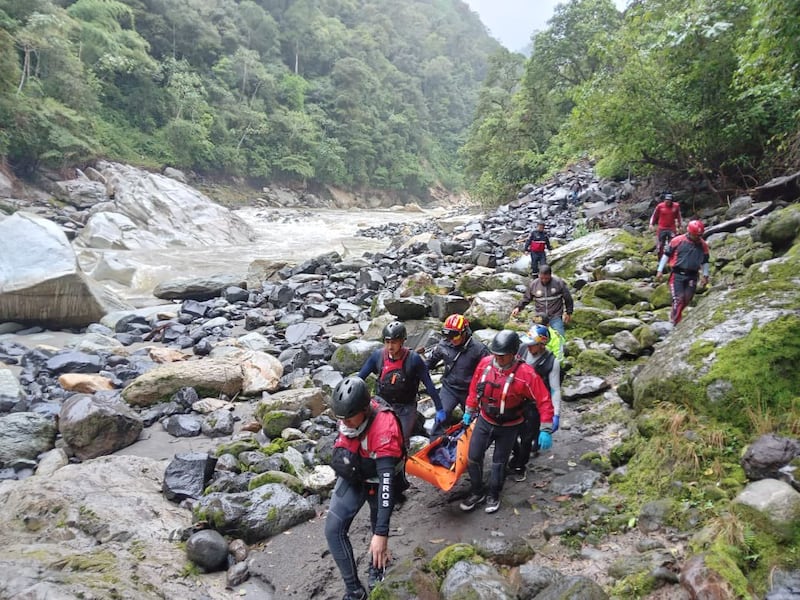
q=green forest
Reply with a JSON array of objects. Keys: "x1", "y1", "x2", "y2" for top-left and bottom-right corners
[
  {"x1": 0, "y1": 0, "x2": 798, "y2": 203},
  {"x1": 0, "y1": 0, "x2": 498, "y2": 196}
]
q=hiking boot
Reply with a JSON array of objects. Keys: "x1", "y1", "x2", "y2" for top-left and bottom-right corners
[
  {"x1": 485, "y1": 496, "x2": 501, "y2": 513},
  {"x1": 513, "y1": 468, "x2": 527, "y2": 482},
  {"x1": 342, "y1": 587, "x2": 367, "y2": 600},
  {"x1": 368, "y1": 564, "x2": 385, "y2": 590},
  {"x1": 459, "y1": 493, "x2": 486, "y2": 512}
]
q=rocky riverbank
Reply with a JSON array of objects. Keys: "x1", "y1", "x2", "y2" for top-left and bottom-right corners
[{"x1": 1, "y1": 164, "x2": 799, "y2": 599}]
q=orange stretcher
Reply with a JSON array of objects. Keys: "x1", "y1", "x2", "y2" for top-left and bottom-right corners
[{"x1": 406, "y1": 423, "x2": 472, "y2": 491}]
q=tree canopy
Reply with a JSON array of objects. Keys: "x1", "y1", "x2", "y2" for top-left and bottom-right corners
[
  {"x1": 0, "y1": 0, "x2": 499, "y2": 193},
  {"x1": 462, "y1": 0, "x2": 800, "y2": 203}
]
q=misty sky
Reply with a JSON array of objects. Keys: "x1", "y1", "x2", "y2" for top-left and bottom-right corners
[{"x1": 463, "y1": 0, "x2": 629, "y2": 52}]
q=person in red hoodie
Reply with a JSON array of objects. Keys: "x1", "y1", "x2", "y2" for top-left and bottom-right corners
[
  {"x1": 656, "y1": 220, "x2": 710, "y2": 325},
  {"x1": 649, "y1": 192, "x2": 682, "y2": 258},
  {"x1": 458, "y1": 330, "x2": 553, "y2": 515}
]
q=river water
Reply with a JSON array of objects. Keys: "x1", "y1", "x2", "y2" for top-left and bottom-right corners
[{"x1": 93, "y1": 205, "x2": 444, "y2": 306}]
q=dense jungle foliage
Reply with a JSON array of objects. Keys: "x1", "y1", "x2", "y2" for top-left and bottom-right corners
[
  {"x1": 462, "y1": 0, "x2": 800, "y2": 202},
  {"x1": 1, "y1": 0, "x2": 798, "y2": 202},
  {"x1": 0, "y1": 0, "x2": 498, "y2": 194}
]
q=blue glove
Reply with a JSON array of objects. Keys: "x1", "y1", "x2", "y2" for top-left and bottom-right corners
[
  {"x1": 552, "y1": 415, "x2": 560, "y2": 432},
  {"x1": 435, "y1": 409, "x2": 447, "y2": 424},
  {"x1": 462, "y1": 412, "x2": 473, "y2": 426},
  {"x1": 538, "y1": 431, "x2": 553, "y2": 450}
]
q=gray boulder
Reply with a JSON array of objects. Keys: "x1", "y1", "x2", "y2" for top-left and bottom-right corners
[
  {"x1": 193, "y1": 484, "x2": 316, "y2": 544},
  {"x1": 0, "y1": 412, "x2": 57, "y2": 467},
  {"x1": 59, "y1": 394, "x2": 143, "y2": 460},
  {"x1": 0, "y1": 212, "x2": 131, "y2": 328}
]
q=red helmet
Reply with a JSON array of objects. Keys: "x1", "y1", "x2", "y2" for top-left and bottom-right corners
[
  {"x1": 687, "y1": 220, "x2": 705, "y2": 236},
  {"x1": 442, "y1": 314, "x2": 469, "y2": 338}
]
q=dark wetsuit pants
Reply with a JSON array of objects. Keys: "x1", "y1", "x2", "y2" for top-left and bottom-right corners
[
  {"x1": 669, "y1": 273, "x2": 698, "y2": 325},
  {"x1": 430, "y1": 385, "x2": 466, "y2": 438},
  {"x1": 656, "y1": 229, "x2": 675, "y2": 258},
  {"x1": 325, "y1": 477, "x2": 378, "y2": 595},
  {"x1": 467, "y1": 415, "x2": 520, "y2": 499},
  {"x1": 509, "y1": 402, "x2": 541, "y2": 471},
  {"x1": 530, "y1": 251, "x2": 547, "y2": 275}
]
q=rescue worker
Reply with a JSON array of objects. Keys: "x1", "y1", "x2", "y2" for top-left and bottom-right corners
[
  {"x1": 423, "y1": 314, "x2": 490, "y2": 437},
  {"x1": 358, "y1": 321, "x2": 441, "y2": 445},
  {"x1": 649, "y1": 191, "x2": 683, "y2": 258},
  {"x1": 523, "y1": 221, "x2": 552, "y2": 276},
  {"x1": 459, "y1": 330, "x2": 553, "y2": 514},
  {"x1": 532, "y1": 312, "x2": 565, "y2": 361},
  {"x1": 511, "y1": 264, "x2": 574, "y2": 337},
  {"x1": 656, "y1": 219, "x2": 710, "y2": 325},
  {"x1": 509, "y1": 324, "x2": 562, "y2": 481},
  {"x1": 325, "y1": 377, "x2": 405, "y2": 599}
]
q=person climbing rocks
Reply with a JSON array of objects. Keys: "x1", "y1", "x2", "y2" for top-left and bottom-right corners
[
  {"x1": 524, "y1": 221, "x2": 552, "y2": 276},
  {"x1": 649, "y1": 191, "x2": 682, "y2": 258},
  {"x1": 656, "y1": 219, "x2": 710, "y2": 325},
  {"x1": 508, "y1": 324, "x2": 562, "y2": 481},
  {"x1": 511, "y1": 264, "x2": 574, "y2": 337}
]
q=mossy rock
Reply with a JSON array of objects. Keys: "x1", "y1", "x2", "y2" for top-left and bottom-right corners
[
  {"x1": 214, "y1": 438, "x2": 260, "y2": 458},
  {"x1": 370, "y1": 557, "x2": 440, "y2": 599},
  {"x1": 741, "y1": 246, "x2": 774, "y2": 267},
  {"x1": 570, "y1": 306, "x2": 617, "y2": 330},
  {"x1": 248, "y1": 471, "x2": 304, "y2": 494},
  {"x1": 698, "y1": 314, "x2": 800, "y2": 430},
  {"x1": 429, "y1": 543, "x2": 479, "y2": 577},
  {"x1": 330, "y1": 340, "x2": 382, "y2": 374},
  {"x1": 609, "y1": 436, "x2": 639, "y2": 467},
  {"x1": 579, "y1": 280, "x2": 634, "y2": 308},
  {"x1": 258, "y1": 409, "x2": 300, "y2": 438},
  {"x1": 752, "y1": 203, "x2": 800, "y2": 250},
  {"x1": 650, "y1": 283, "x2": 672, "y2": 309},
  {"x1": 572, "y1": 349, "x2": 620, "y2": 376},
  {"x1": 632, "y1": 324, "x2": 659, "y2": 349},
  {"x1": 548, "y1": 228, "x2": 643, "y2": 281},
  {"x1": 457, "y1": 266, "x2": 527, "y2": 295}
]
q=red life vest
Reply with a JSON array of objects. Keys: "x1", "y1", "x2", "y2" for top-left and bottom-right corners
[{"x1": 529, "y1": 240, "x2": 546, "y2": 252}]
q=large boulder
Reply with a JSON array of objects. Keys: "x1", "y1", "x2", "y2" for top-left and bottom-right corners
[
  {"x1": 0, "y1": 455, "x2": 231, "y2": 599},
  {"x1": 59, "y1": 394, "x2": 143, "y2": 460},
  {"x1": 74, "y1": 162, "x2": 254, "y2": 251},
  {"x1": 0, "y1": 212, "x2": 132, "y2": 328},
  {"x1": 121, "y1": 359, "x2": 244, "y2": 407}
]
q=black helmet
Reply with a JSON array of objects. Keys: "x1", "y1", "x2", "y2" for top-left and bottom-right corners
[
  {"x1": 489, "y1": 330, "x2": 521, "y2": 355},
  {"x1": 382, "y1": 321, "x2": 407, "y2": 341},
  {"x1": 331, "y1": 376, "x2": 370, "y2": 419}
]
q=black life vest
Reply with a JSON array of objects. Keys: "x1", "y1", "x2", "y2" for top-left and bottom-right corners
[{"x1": 377, "y1": 348, "x2": 417, "y2": 404}]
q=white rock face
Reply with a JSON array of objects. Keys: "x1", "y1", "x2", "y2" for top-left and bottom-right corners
[
  {"x1": 0, "y1": 212, "x2": 131, "y2": 327},
  {"x1": 75, "y1": 162, "x2": 255, "y2": 251}
]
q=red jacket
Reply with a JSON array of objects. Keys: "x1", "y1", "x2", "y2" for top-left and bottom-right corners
[
  {"x1": 333, "y1": 401, "x2": 404, "y2": 460},
  {"x1": 650, "y1": 202, "x2": 682, "y2": 231},
  {"x1": 465, "y1": 355, "x2": 554, "y2": 429}
]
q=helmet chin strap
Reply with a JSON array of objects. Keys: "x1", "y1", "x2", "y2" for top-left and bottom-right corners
[{"x1": 338, "y1": 407, "x2": 374, "y2": 438}]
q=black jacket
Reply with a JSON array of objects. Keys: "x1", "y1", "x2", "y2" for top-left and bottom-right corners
[{"x1": 425, "y1": 336, "x2": 490, "y2": 394}]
